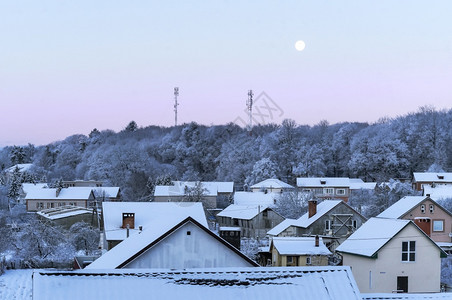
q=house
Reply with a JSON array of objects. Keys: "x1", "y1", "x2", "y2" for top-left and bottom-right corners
[
  {"x1": 92, "y1": 187, "x2": 121, "y2": 202},
  {"x1": 37, "y1": 205, "x2": 96, "y2": 229},
  {"x1": 250, "y1": 178, "x2": 295, "y2": 193},
  {"x1": 101, "y1": 201, "x2": 208, "y2": 250},
  {"x1": 412, "y1": 172, "x2": 452, "y2": 191},
  {"x1": 336, "y1": 218, "x2": 447, "y2": 294},
  {"x1": 18, "y1": 183, "x2": 48, "y2": 204},
  {"x1": 270, "y1": 236, "x2": 331, "y2": 267},
  {"x1": 154, "y1": 181, "x2": 234, "y2": 209},
  {"x1": 377, "y1": 196, "x2": 452, "y2": 243},
  {"x1": 297, "y1": 177, "x2": 375, "y2": 202},
  {"x1": 267, "y1": 200, "x2": 366, "y2": 250},
  {"x1": 233, "y1": 191, "x2": 279, "y2": 206},
  {"x1": 216, "y1": 204, "x2": 285, "y2": 238},
  {"x1": 25, "y1": 187, "x2": 95, "y2": 212},
  {"x1": 88, "y1": 202, "x2": 258, "y2": 269},
  {"x1": 33, "y1": 266, "x2": 362, "y2": 300}
]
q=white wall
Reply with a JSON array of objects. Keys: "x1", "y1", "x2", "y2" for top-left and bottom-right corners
[
  {"x1": 342, "y1": 224, "x2": 442, "y2": 293},
  {"x1": 124, "y1": 222, "x2": 255, "y2": 269}
]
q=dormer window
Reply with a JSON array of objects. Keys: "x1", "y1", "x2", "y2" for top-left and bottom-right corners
[
  {"x1": 320, "y1": 180, "x2": 326, "y2": 185},
  {"x1": 420, "y1": 205, "x2": 425, "y2": 214},
  {"x1": 438, "y1": 175, "x2": 444, "y2": 180}
]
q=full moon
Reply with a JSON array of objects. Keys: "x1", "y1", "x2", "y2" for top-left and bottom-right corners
[{"x1": 295, "y1": 40, "x2": 306, "y2": 51}]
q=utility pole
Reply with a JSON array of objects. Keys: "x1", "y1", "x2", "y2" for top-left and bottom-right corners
[
  {"x1": 174, "y1": 87, "x2": 179, "y2": 126},
  {"x1": 246, "y1": 90, "x2": 253, "y2": 134}
]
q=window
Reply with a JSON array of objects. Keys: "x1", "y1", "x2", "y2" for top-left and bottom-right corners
[
  {"x1": 352, "y1": 220, "x2": 357, "y2": 229},
  {"x1": 325, "y1": 220, "x2": 331, "y2": 231},
  {"x1": 306, "y1": 257, "x2": 311, "y2": 265},
  {"x1": 186, "y1": 231, "x2": 191, "y2": 236},
  {"x1": 429, "y1": 204, "x2": 434, "y2": 213},
  {"x1": 336, "y1": 189, "x2": 345, "y2": 195},
  {"x1": 420, "y1": 205, "x2": 425, "y2": 214},
  {"x1": 402, "y1": 241, "x2": 416, "y2": 262},
  {"x1": 287, "y1": 256, "x2": 293, "y2": 263},
  {"x1": 302, "y1": 189, "x2": 311, "y2": 193},
  {"x1": 433, "y1": 220, "x2": 444, "y2": 232},
  {"x1": 262, "y1": 210, "x2": 268, "y2": 217},
  {"x1": 324, "y1": 188, "x2": 334, "y2": 195}
]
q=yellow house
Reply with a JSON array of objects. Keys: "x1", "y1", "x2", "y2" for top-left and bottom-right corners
[{"x1": 270, "y1": 236, "x2": 331, "y2": 267}]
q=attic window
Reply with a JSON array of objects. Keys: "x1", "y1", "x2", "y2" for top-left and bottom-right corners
[
  {"x1": 186, "y1": 231, "x2": 191, "y2": 236},
  {"x1": 420, "y1": 205, "x2": 425, "y2": 214},
  {"x1": 438, "y1": 175, "x2": 444, "y2": 180},
  {"x1": 429, "y1": 205, "x2": 434, "y2": 213}
]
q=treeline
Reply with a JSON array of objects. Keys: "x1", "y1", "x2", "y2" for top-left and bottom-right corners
[{"x1": 1, "y1": 106, "x2": 451, "y2": 201}]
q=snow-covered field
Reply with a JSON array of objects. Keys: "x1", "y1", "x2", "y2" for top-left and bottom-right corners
[{"x1": 0, "y1": 269, "x2": 34, "y2": 300}]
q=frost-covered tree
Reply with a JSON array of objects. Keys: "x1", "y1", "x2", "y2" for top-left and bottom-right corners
[
  {"x1": 245, "y1": 158, "x2": 278, "y2": 186},
  {"x1": 183, "y1": 181, "x2": 207, "y2": 203},
  {"x1": 272, "y1": 191, "x2": 308, "y2": 219},
  {"x1": 69, "y1": 222, "x2": 100, "y2": 255}
]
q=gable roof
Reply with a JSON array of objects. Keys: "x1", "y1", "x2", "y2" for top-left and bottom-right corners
[
  {"x1": 33, "y1": 266, "x2": 362, "y2": 300},
  {"x1": 87, "y1": 216, "x2": 258, "y2": 269},
  {"x1": 217, "y1": 204, "x2": 271, "y2": 220},
  {"x1": 267, "y1": 200, "x2": 343, "y2": 236},
  {"x1": 250, "y1": 178, "x2": 294, "y2": 189},
  {"x1": 297, "y1": 177, "x2": 351, "y2": 188},
  {"x1": 154, "y1": 181, "x2": 234, "y2": 197},
  {"x1": 92, "y1": 187, "x2": 120, "y2": 198},
  {"x1": 233, "y1": 191, "x2": 279, "y2": 206},
  {"x1": 21, "y1": 183, "x2": 48, "y2": 194},
  {"x1": 376, "y1": 196, "x2": 429, "y2": 219},
  {"x1": 271, "y1": 237, "x2": 332, "y2": 256},
  {"x1": 24, "y1": 187, "x2": 94, "y2": 200},
  {"x1": 413, "y1": 172, "x2": 452, "y2": 183},
  {"x1": 423, "y1": 185, "x2": 452, "y2": 201},
  {"x1": 336, "y1": 218, "x2": 447, "y2": 258},
  {"x1": 103, "y1": 202, "x2": 208, "y2": 241}
]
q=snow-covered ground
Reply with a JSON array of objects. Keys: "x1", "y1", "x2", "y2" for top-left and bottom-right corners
[{"x1": 0, "y1": 269, "x2": 34, "y2": 300}]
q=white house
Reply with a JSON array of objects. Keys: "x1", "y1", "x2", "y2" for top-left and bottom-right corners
[
  {"x1": 250, "y1": 178, "x2": 295, "y2": 193},
  {"x1": 336, "y1": 218, "x2": 447, "y2": 294},
  {"x1": 88, "y1": 203, "x2": 258, "y2": 269},
  {"x1": 25, "y1": 187, "x2": 95, "y2": 212}
]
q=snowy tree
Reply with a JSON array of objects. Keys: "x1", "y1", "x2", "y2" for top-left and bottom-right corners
[
  {"x1": 124, "y1": 120, "x2": 138, "y2": 132},
  {"x1": 182, "y1": 182, "x2": 207, "y2": 203},
  {"x1": 69, "y1": 222, "x2": 100, "y2": 255},
  {"x1": 272, "y1": 191, "x2": 308, "y2": 219},
  {"x1": 245, "y1": 158, "x2": 278, "y2": 186},
  {"x1": 10, "y1": 146, "x2": 26, "y2": 165}
]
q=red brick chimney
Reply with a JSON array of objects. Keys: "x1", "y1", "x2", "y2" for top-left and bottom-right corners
[
  {"x1": 308, "y1": 200, "x2": 317, "y2": 218},
  {"x1": 315, "y1": 235, "x2": 319, "y2": 247},
  {"x1": 122, "y1": 213, "x2": 135, "y2": 229}
]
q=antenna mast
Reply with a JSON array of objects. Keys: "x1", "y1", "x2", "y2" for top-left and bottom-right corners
[
  {"x1": 246, "y1": 89, "x2": 254, "y2": 133},
  {"x1": 174, "y1": 87, "x2": 179, "y2": 126}
]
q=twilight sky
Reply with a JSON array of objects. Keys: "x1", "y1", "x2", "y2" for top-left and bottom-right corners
[{"x1": 1, "y1": 1, "x2": 452, "y2": 146}]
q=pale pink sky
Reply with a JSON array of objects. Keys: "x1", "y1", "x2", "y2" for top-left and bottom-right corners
[{"x1": 1, "y1": 1, "x2": 451, "y2": 146}]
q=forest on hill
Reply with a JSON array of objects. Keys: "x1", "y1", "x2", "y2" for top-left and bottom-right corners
[{"x1": 1, "y1": 105, "x2": 451, "y2": 202}]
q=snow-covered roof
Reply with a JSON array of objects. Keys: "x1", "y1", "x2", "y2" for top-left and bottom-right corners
[
  {"x1": 271, "y1": 237, "x2": 332, "y2": 256},
  {"x1": 24, "y1": 187, "x2": 94, "y2": 200},
  {"x1": 250, "y1": 178, "x2": 294, "y2": 189},
  {"x1": 4, "y1": 163, "x2": 33, "y2": 173},
  {"x1": 297, "y1": 177, "x2": 351, "y2": 188},
  {"x1": 363, "y1": 293, "x2": 452, "y2": 299},
  {"x1": 92, "y1": 187, "x2": 120, "y2": 198},
  {"x1": 377, "y1": 196, "x2": 428, "y2": 219},
  {"x1": 423, "y1": 185, "x2": 452, "y2": 201},
  {"x1": 33, "y1": 266, "x2": 362, "y2": 300},
  {"x1": 413, "y1": 172, "x2": 452, "y2": 183},
  {"x1": 336, "y1": 218, "x2": 411, "y2": 257},
  {"x1": 349, "y1": 181, "x2": 377, "y2": 190},
  {"x1": 154, "y1": 181, "x2": 233, "y2": 197},
  {"x1": 103, "y1": 202, "x2": 207, "y2": 242},
  {"x1": 267, "y1": 218, "x2": 297, "y2": 236},
  {"x1": 219, "y1": 227, "x2": 241, "y2": 231},
  {"x1": 37, "y1": 206, "x2": 92, "y2": 220},
  {"x1": 21, "y1": 183, "x2": 48, "y2": 194},
  {"x1": 267, "y1": 200, "x2": 343, "y2": 236},
  {"x1": 217, "y1": 204, "x2": 270, "y2": 220},
  {"x1": 233, "y1": 191, "x2": 279, "y2": 206}
]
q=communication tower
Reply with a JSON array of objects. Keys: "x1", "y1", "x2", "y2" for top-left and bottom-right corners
[
  {"x1": 174, "y1": 87, "x2": 179, "y2": 126},
  {"x1": 246, "y1": 89, "x2": 254, "y2": 133}
]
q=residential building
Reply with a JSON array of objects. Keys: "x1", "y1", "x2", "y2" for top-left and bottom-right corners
[
  {"x1": 101, "y1": 202, "x2": 208, "y2": 250},
  {"x1": 216, "y1": 204, "x2": 285, "y2": 238},
  {"x1": 270, "y1": 236, "x2": 331, "y2": 267},
  {"x1": 250, "y1": 178, "x2": 295, "y2": 193},
  {"x1": 377, "y1": 196, "x2": 452, "y2": 243},
  {"x1": 337, "y1": 218, "x2": 447, "y2": 293},
  {"x1": 88, "y1": 203, "x2": 258, "y2": 269},
  {"x1": 63, "y1": 180, "x2": 103, "y2": 188},
  {"x1": 412, "y1": 172, "x2": 452, "y2": 191},
  {"x1": 33, "y1": 266, "x2": 362, "y2": 300},
  {"x1": 25, "y1": 187, "x2": 95, "y2": 212},
  {"x1": 267, "y1": 200, "x2": 366, "y2": 250},
  {"x1": 233, "y1": 191, "x2": 279, "y2": 206},
  {"x1": 37, "y1": 206, "x2": 96, "y2": 229},
  {"x1": 423, "y1": 185, "x2": 452, "y2": 202},
  {"x1": 154, "y1": 181, "x2": 234, "y2": 209}
]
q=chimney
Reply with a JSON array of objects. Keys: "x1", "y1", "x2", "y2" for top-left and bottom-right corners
[
  {"x1": 122, "y1": 213, "x2": 135, "y2": 229},
  {"x1": 315, "y1": 235, "x2": 319, "y2": 247},
  {"x1": 308, "y1": 199, "x2": 317, "y2": 218}
]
